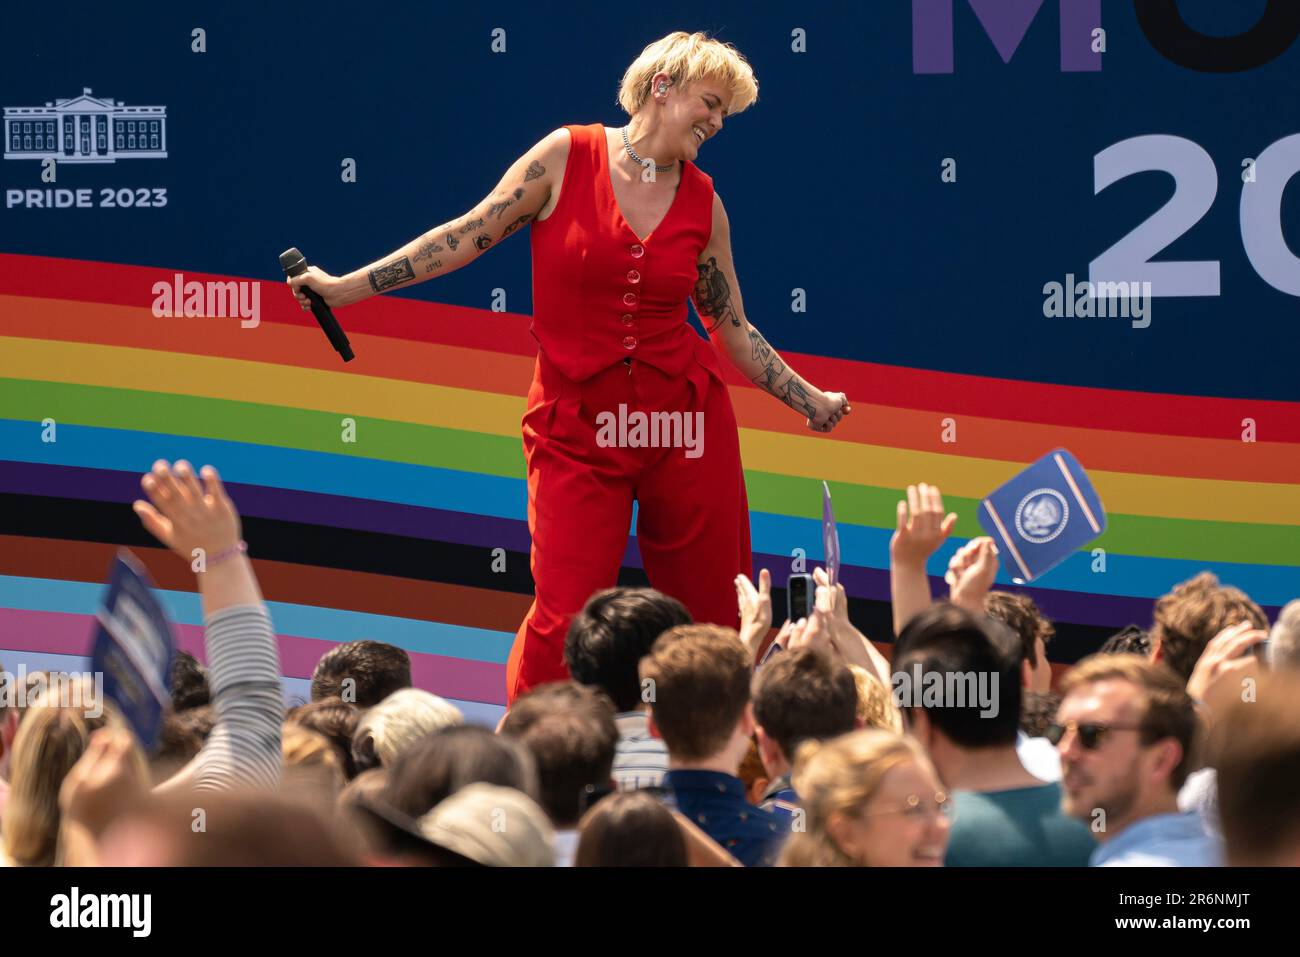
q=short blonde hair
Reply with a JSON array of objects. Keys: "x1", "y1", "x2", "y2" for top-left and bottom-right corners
[
  {"x1": 617, "y1": 31, "x2": 759, "y2": 118},
  {"x1": 849, "y1": 666, "x2": 902, "y2": 733},
  {"x1": 352, "y1": 688, "x2": 463, "y2": 769},
  {"x1": 780, "y1": 730, "x2": 929, "y2": 868}
]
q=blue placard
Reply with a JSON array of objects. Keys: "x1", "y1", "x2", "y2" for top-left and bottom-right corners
[
  {"x1": 822, "y1": 481, "x2": 841, "y2": 587},
  {"x1": 976, "y1": 449, "x2": 1108, "y2": 584},
  {"x1": 89, "y1": 551, "x2": 175, "y2": 749}
]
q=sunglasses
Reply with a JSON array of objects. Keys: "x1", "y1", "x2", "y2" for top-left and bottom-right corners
[{"x1": 1045, "y1": 720, "x2": 1144, "y2": 750}]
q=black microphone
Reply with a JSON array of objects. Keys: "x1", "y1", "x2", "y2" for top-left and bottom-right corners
[{"x1": 279, "y1": 247, "x2": 355, "y2": 362}]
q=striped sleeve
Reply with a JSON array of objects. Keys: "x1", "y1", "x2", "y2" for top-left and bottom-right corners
[{"x1": 190, "y1": 604, "x2": 283, "y2": 792}]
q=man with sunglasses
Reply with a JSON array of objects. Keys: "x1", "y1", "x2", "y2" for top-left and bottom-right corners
[{"x1": 1054, "y1": 654, "x2": 1221, "y2": 867}]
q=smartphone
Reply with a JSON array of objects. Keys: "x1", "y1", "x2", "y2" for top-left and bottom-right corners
[{"x1": 787, "y1": 573, "x2": 814, "y2": 622}]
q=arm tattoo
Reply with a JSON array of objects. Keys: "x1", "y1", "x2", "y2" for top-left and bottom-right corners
[
  {"x1": 423, "y1": 259, "x2": 443, "y2": 273},
  {"x1": 500, "y1": 213, "x2": 533, "y2": 238},
  {"x1": 751, "y1": 356, "x2": 786, "y2": 392},
  {"x1": 525, "y1": 161, "x2": 545, "y2": 181},
  {"x1": 473, "y1": 233, "x2": 493, "y2": 251},
  {"x1": 747, "y1": 327, "x2": 818, "y2": 416},
  {"x1": 487, "y1": 187, "x2": 527, "y2": 220},
  {"x1": 413, "y1": 238, "x2": 444, "y2": 262},
  {"x1": 368, "y1": 256, "x2": 416, "y2": 293},
  {"x1": 444, "y1": 232, "x2": 459, "y2": 251},
  {"x1": 457, "y1": 216, "x2": 486, "y2": 235},
  {"x1": 779, "y1": 377, "x2": 818, "y2": 418},
  {"x1": 694, "y1": 256, "x2": 741, "y2": 333}
]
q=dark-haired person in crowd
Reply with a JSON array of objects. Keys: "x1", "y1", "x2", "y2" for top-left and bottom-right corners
[
  {"x1": 311, "y1": 640, "x2": 412, "y2": 708},
  {"x1": 500, "y1": 682, "x2": 620, "y2": 865},
  {"x1": 383, "y1": 725, "x2": 539, "y2": 821},
  {"x1": 1100, "y1": 624, "x2": 1150, "y2": 657},
  {"x1": 641, "y1": 624, "x2": 784, "y2": 866},
  {"x1": 153, "y1": 705, "x2": 216, "y2": 780},
  {"x1": 1211, "y1": 672, "x2": 1300, "y2": 866},
  {"x1": 1054, "y1": 654, "x2": 1219, "y2": 866},
  {"x1": 564, "y1": 587, "x2": 691, "y2": 790},
  {"x1": 751, "y1": 646, "x2": 859, "y2": 827},
  {"x1": 982, "y1": 586, "x2": 1061, "y2": 783},
  {"x1": 576, "y1": 790, "x2": 688, "y2": 866},
  {"x1": 894, "y1": 603, "x2": 1096, "y2": 866},
  {"x1": 888, "y1": 483, "x2": 1072, "y2": 796},
  {"x1": 169, "y1": 651, "x2": 211, "y2": 712}
]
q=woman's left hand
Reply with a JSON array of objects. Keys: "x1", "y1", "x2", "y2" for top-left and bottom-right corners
[{"x1": 808, "y1": 391, "x2": 851, "y2": 433}]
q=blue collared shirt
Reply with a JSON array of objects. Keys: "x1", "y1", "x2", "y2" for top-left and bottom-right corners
[
  {"x1": 1091, "y1": 811, "x2": 1223, "y2": 867},
  {"x1": 662, "y1": 769, "x2": 785, "y2": 867},
  {"x1": 758, "y1": 774, "x2": 801, "y2": 831}
]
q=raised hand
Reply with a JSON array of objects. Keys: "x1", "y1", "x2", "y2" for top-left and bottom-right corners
[
  {"x1": 1186, "y1": 620, "x2": 1267, "y2": 717},
  {"x1": 59, "y1": 726, "x2": 147, "y2": 840},
  {"x1": 946, "y1": 537, "x2": 1000, "y2": 614},
  {"x1": 735, "y1": 569, "x2": 773, "y2": 662},
  {"x1": 133, "y1": 460, "x2": 242, "y2": 563},
  {"x1": 890, "y1": 483, "x2": 957, "y2": 569}
]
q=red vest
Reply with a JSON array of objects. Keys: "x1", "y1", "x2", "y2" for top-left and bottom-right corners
[{"x1": 529, "y1": 122, "x2": 722, "y2": 383}]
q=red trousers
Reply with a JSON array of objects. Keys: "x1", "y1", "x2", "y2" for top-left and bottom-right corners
[{"x1": 506, "y1": 347, "x2": 753, "y2": 703}]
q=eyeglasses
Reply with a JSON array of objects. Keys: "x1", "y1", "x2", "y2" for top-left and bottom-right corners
[
  {"x1": 1045, "y1": 720, "x2": 1144, "y2": 750},
  {"x1": 862, "y1": 791, "x2": 952, "y2": 820}
]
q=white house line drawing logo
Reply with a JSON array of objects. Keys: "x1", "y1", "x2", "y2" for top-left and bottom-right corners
[
  {"x1": 1014, "y1": 488, "x2": 1069, "y2": 544},
  {"x1": 4, "y1": 88, "x2": 166, "y2": 164}
]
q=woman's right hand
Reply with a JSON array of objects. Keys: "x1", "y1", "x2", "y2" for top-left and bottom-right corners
[{"x1": 287, "y1": 265, "x2": 346, "y2": 311}]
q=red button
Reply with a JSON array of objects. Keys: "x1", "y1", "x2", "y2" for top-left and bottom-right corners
[
  {"x1": 623, "y1": 292, "x2": 637, "y2": 306},
  {"x1": 622, "y1": 336, "x2": 637, "y2": 350},
  {"x1": 621, "y1": 314, "x2": 634, "y2": 326},
  {"x1": 626, "y1": 269, "x2": 641, "y2": 284},
  {"x1": 629, "y1": 243, "x2": 645, "y2": 258}
]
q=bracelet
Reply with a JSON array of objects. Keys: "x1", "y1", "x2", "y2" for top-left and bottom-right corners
[{"x1": 207, "y1": 540, "x2": 248, "y2": 568}]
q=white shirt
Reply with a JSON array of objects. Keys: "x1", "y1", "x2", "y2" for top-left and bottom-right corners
[
  {"x1": 1017, "y1": 731, "x2": 1062, "y2": 782},
  {"x1": 611, "y1": 711, "x2": 669, "y2": 791}
]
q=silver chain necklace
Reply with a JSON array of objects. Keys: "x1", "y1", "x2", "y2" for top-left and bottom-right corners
[{"x1": 621, "y1": 126, "x2": 676, "y2": 173}]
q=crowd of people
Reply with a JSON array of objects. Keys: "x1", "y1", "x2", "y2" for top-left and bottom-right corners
[{"x1": 0, "y1": 464, "x2": 1297, "y2": 867}]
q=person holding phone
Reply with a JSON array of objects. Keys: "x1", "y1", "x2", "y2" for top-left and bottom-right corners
[{"x1": 287, "y1": 32, "x2": 850, "y2": 703}]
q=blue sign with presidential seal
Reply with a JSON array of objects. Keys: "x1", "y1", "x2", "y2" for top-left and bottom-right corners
[
  {"x1": 977, "y1": 449, "x2": 1107, "y2": 584},
  {"x1": 89, "y1": 550, "x2": 176, "y2": 750}
]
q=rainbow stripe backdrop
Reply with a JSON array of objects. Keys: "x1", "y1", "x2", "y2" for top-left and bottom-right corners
[{"x1": 2, "y1": 253, "x2": 1297, "y2": 725}]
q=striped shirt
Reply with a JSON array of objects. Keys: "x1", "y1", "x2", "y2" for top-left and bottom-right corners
[
  {"x1": 611, "y1": 711, "x2": 669, "y2": 791},
  {"x1": 190, "y1": 604, "x2": 283, "y2": 792}
]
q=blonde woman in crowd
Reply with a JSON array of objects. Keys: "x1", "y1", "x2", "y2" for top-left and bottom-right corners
[{"x1": 780, "y1": 730, "x2": 951, "y2": 867}]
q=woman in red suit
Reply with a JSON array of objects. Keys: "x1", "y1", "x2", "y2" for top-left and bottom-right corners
[{"x1": 289, "y1": 32, "x2": 850, "y2": 703}]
